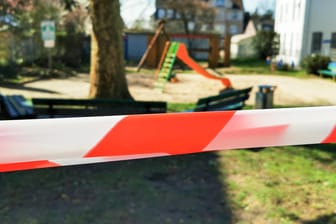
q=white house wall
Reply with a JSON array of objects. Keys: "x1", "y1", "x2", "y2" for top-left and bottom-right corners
[
  {"x1": 305, "y1": 0, "x2": 336, "y2": 60},
  {"x1": 275, "y1": 0, "x2": 336, "y2": 66},
  {"x1": 275, "y1": 0, "x2": 306, "y2": 66}
]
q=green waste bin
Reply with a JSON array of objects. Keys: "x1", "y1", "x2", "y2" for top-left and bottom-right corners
[{"x1": 255, "y1": 85, "x2": 276, "y2": 109}]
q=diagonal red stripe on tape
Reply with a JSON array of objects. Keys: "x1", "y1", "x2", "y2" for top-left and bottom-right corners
[
  {"x1": 85, "y1": 111, "x2": 235, "y2": 157},
  {"x1": 322, "y1": 126, "x2": 336, "y2": 143},
  {"x1": 0, "y1": 160, "x2": 59, "y2": 172}
]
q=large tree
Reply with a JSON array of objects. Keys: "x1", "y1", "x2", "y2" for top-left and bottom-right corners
[
  {"x1": 89, "y1": 0, "x2": 132, "y2": 99},
  {"x1": 1, "y1": 0, "x2": 132, "y2": 99}
]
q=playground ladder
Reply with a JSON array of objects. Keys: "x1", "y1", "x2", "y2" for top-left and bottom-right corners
[{"x1": 154, "y1": 42, "x2": 179, "y2": 91}]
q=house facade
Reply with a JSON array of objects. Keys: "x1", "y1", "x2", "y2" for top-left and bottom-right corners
[
  {"x1": 154, "y1": 0, "x2": 244, "y2": 36},
  {"x1": 231, "y1": 20, "x2": 258, "y2": 59},
  {"x1": 275, "y1": 0, "x2": 336, "y2": 66},
  {"x1": 209, "y1": 0, "x2": 244, "y2": 35}
]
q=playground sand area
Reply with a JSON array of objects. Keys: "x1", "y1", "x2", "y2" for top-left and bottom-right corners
[
  {"x1": 129, "y1": 73, "x2": 336, "y2": 106},
  {"x1": 0, "y1": 72, "x2": 336, "y2": 106}
]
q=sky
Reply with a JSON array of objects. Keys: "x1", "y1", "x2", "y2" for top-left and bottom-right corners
[{"x1": 121, "y1": 0, "x2": 275, "y2": 28}]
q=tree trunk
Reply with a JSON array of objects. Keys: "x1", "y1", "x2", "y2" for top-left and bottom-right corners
[{"x1": 89, "y1": 0, "x2": 132, "y2": 99}]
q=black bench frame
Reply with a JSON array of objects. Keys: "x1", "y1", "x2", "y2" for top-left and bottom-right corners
[
  {"x1": 32, "y1": 98, "x2": 167, "y2": 118},
  {"x1": 193, "y1": 87, "x2": 253, "y2": 111},
  {"x1": 0, "y1": 87, "x2": 251, "y2": 119}
]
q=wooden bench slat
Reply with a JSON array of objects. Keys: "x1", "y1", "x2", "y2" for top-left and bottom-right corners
[
  {"x1": 0, "y1": 95, "x2": 19, "y2": 118},
  {"x1": 0, "y1": 95, "x2": 35, "y2": 119},
  {"x1": 318, "y1": 62, "x2": 336, "y2": 80},
  {"x1": 7, "y1": 96, "x2": 28, "y2": 116},
  {"x1": 13, "y1": 95, "x2": 35, "y2": 115}
]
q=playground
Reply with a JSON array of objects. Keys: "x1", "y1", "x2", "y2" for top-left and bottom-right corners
[
  {"x1": 1, "y1": 69, "x2": 336, "y2": 223},
  {"x1": 0, "y1": 71, "x2": 336, "y2": 106}
]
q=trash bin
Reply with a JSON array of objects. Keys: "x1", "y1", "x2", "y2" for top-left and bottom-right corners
[{"x1": 255, "y1": 85, "x2": 276, "y2": 109}]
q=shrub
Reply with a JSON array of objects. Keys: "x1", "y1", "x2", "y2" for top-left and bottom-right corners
[
  {"x1": 301, "y1": 54, "x2": 331, "y2": 75},
  {"x1": 0, "y1": 62, "x2": 19, "y2": 78},
  {"x1": 57, "y1": 34, "x2": 85, "y2": 68},
  {"x1": 278, "y1": 62, "x2": 290, "y2": 71},
  {"x1": 253, "y1": 31, "x2": 280, "y2": 59}
]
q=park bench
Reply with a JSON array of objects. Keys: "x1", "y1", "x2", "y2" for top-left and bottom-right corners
[
  {"x1": 318, "y1": 62, "x2": 336, "y2": 81},
  {"x1": 31, "y1": 98, "x2": 167, "y2": 118},
  {"x1": 0, "y1": 94, "x2": 35, "y2": 119},
  {"x1": 193, "y1": 87, "x2": 253, "y2": 112},
  {"x1": 0, "y1": 87, "x2": 251, "y2": 119}
]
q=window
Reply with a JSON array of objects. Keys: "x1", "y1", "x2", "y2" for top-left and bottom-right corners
[
  {"x1": 214, "y1": 24, "x2": 226, "y2": 34},
  {"x1": 229, "y1": 25, "x2": 238, "y2": 35},
  {"x1": 156, "y1": 9, "x2": 165, "y2": 19},
  {"x1": 217, "y1": 10, "x2": 225, "y2": 20},
  {"x1": 230, "y1": 11, "x2": 242, "y2": 21},
  {"x1": 188, "y1": 22, "x2": 195, "y2": 31},
  {"x1": 166, "y1": 9, "x2": 174, "y2": 19},
  {"x1": 216, "y1": 0, "x2": 225, "y2": 6},
  {"x1": 331, "y1": 33, "x2": 336, "y2": 49},
  {"x1": 311, "y1": 32, "x2": 322, "y2": 53}
]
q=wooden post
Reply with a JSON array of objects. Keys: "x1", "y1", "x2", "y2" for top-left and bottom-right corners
[
  {"x1": 48, "y1": 48, "x2": 52, "y2": 74},
  {"x1": 209, "y1": 35, "x2": 219, "y2": 68},
  {"x1": 223, "y1": 34, "x2": 231, "y2": 67}
]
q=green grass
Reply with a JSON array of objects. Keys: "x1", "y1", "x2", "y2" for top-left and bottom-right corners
[
  {"x1": 126, "y1": 58, "x2": 309, "y2": 78},
  {"x1": 168, "y1": 102, "x2": 196, "y2": 112},
  {"x1": 2, "y1": 143, "x2": 336, "y2": 223},
  {"x1": 216, "y1": 58, "x2": 308, "y2": 78},
  {"x1": 217, "y1": 144, "x2": 336, "y2": 223}
]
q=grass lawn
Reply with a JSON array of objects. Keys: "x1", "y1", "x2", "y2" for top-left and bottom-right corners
[
  {"x1": 217, "y1": 58, "x2": 308, "y2": 78},
  {"x1": 127, "y1": 58, "x2": 309, "y2": 79},
  {"x1": 1, "y1": 103, "x2": 336, "y2": 223},
  {"x1": 218, "y1": 144, "x2": 336, "y2": 224}
]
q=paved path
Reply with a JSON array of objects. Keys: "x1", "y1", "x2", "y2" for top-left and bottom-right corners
[{"x1": 0, "y1": 73, "x2": 336, "y2": 106}]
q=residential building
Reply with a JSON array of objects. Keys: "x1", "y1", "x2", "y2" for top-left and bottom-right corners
[
  {"x1": 154, "y1": 0, "x2": 244, "y2": 36},
  {"x1": 231, "y1": 20, "x2": 258, "y2": 59},
  {"x1": 275, "y1": 0, "x2": 336, "y2": 66},
  {"x1": 210, "y1": 0, "x2": 244, "y2": 35}
]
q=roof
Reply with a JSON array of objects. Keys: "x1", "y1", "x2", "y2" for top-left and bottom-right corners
[{"x1": 231, "y1": 20, "x2": 256, "y2": 43}]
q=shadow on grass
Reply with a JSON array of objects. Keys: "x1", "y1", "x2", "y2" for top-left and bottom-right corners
[
  {"x1": 292, "y1": 144, "x2": 336, "y2": 166},
  {"x1": 301, "y1": 213, "x2": 336, "y2": 224},
  {"x1": 0, "y1": 152, "x2": 233, "y2": 224},
  {"x1": 0, "y1": 82, "x2": 60, "y2": 94}
]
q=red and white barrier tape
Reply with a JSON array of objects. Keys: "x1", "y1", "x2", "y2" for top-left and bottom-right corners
[{"x1": 1, "y1": 106, "x2": 336, "y2": 172}]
